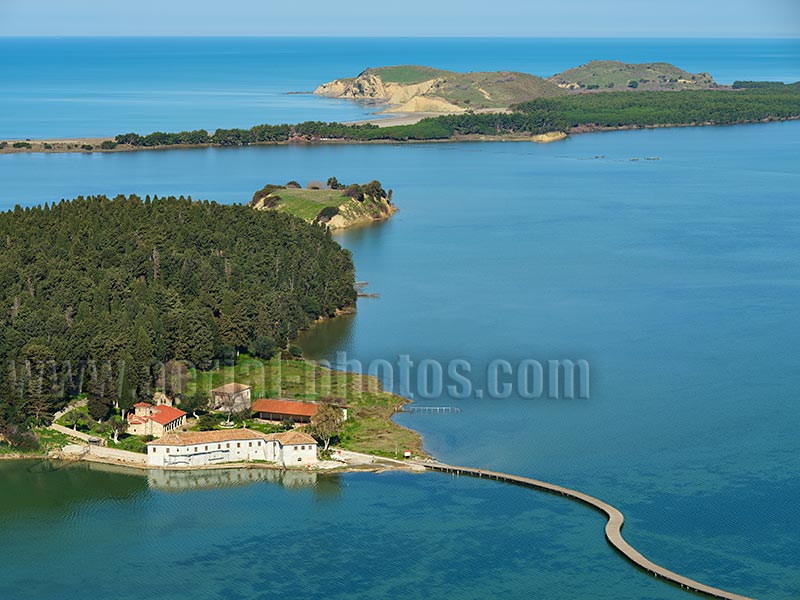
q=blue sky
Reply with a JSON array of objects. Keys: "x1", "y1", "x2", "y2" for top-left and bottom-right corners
[{"x1": 0, "y1": 0, "x2": 798, "y2": 37}]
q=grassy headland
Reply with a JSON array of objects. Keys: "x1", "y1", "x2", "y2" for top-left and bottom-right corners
[
  {"x1": 313, "y1": 61, "x2": 719, "y2": 113},
  {"x1": 248, "y1": 179, "x2": 396, "y2": 229}
]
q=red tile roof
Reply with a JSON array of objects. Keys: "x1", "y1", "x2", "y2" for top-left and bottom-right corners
[
  {"x1": 149, "y1": 405, "x2": 187, "y2": 425},
  {"x1": 251, "y1": 398, "x2": 318, "y2": 418},
  {"x1": 129, "y1": 404, "x2": 186, "y2": 426},
  {"x1": 134, "y1": 402, "x2": 152, "y2": 408}
]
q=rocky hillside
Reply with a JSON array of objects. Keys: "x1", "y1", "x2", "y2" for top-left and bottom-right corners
[
  {"x1": 314, "y1": 65, "x2": 565, "y2": 112},
  {"x1": 248, "y1": 180, "x2": 396, "y2": 230},
  {"x1": 548, "y1": 60, "x2": 719, "y2": 91},
  {"x1": 314, "y1": 62, "x2": 721, "y2": 113}
]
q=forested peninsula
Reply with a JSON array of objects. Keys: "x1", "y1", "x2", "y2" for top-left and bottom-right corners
[
  {"x1": 4, "y1": 83, "x2": 797, "y2": 155},
  {"x1": 0, "y1": 196, "x2": 356, "y2": 428},
  {"x1": 112, "y1": 85, "x2": 800, "y2": 145}
]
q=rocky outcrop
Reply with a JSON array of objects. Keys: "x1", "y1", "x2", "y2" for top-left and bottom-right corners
[
  {"x1": 314, "y1": 69, "x2": 455, "y2": 112},
  {"x1": 323, "y1": 196, "x2": 397, "y2": 230}
]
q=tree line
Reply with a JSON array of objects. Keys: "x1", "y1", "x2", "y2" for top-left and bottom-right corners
[
  {"x1": 113, "y1": 85, "x2": 800, "y2": 148},
  {"x1": 0, "y1": 195, "x2": 356, "y2": 431}
]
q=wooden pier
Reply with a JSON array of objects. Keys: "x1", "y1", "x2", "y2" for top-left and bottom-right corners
[
  {"x1": 399, "y1": 406, "x2": 463, "y2": 414},
  {"x1": 420, "y1": 462, "x2": 753, "y2": 600}
]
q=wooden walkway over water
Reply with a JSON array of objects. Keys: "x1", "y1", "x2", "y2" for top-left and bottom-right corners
[
  {"x1": 420, "y1": 462, "x2": 753, "y2": 600},
  {"x1": 399, "y1": 406, "x2": 463, "y2": 414}
]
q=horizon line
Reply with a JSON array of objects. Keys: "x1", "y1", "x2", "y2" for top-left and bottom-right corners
[{"x1": 1, "y1": 34, "x2": 799, "y2": 40}]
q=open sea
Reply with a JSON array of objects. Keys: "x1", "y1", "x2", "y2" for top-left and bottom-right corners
[{"x1": 0, "y1": 38, "x2": 799, "y2": 600}]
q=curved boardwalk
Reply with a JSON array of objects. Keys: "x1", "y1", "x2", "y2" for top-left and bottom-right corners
[{"x1": 421, "y1": 462, "x2": 753, "y2": 600}]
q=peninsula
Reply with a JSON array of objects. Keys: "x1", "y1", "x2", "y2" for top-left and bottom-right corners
[
  {"x1": 248, "y1": 178, "x2": 396, "y2": 229},
  {"x1": 0, "y1": 195, "x2": 420, "y2": 461},
  {"x1": 1, "y1": 72, "x2": 798, "y2": 154}
]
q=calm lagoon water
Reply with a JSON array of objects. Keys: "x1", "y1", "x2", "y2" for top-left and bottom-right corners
[{"x1": 1, "y1": 38, "x2": 799, "y2": 600}]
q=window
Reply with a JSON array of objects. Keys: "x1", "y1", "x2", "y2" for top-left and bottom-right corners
[
  {"x1": 301, "y1": 446, "x2": 305, "y2": 450},
  {"x1": 297, "y1": 457, "x2": 302, "y2": 462},
  {"x1": 151, "y1": 447, "x2": 156, "y2": 453},
  {"x1": 194, "y1": 447, "x2": 198, "y2": 452},
  {"x1": 237, "y1": 443, "x2": 241, "y2": 448},
  {"x1": 205, "y1": 446, "x2": 208, "y2": 451},
  {"x1": 217, "y1": 444, "x2": 221, "y2": 450},
  {"x1": 226, "y1": 443, "x2": 230, "y2": 449},
  {"x1": 166, "y1": 448, "x2": 170, "y2": 453},
  {"x1": 248, "y1": 442, "x2": 252, "y2": 447}
]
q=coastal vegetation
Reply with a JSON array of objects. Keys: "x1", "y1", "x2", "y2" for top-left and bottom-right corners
[
  {"x1": 0, "y1": 195, "x2": 356, "y2": 433},
  {"x1": 105, "y1": 85, "x2": 800, "y2": 148},
  {"x1": 548, "y1": 60, "x2": 717, "y2": 91}
]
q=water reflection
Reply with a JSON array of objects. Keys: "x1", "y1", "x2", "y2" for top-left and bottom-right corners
[
  {"x1": 146, "y1": 466, "x2": 344, "y2": 499},
  {"x1": 0, "y1": 460, "x2": 147, "y2": 514},
  {"x1": 296, "y1": 312, "x2": 356, "y2": 360}
]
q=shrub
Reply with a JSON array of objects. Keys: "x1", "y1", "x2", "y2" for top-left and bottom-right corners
[
  {"x1": 327, "y1": 177, "x2": 345, "y2": 190},
  {"x1": 306, "y1": 180, "x2": 324, "y2": 190},
  {"x1": 81, "y1": 144, "x2": 94, "y2": 151},
  {"x1": 0, "y1": 141, "x2": 7, "y2": 149},
  {"x1": 2, "y1": 426, "x2": 41, "y2": 451},
  {"x1": 197, "y1": 414, "x2": 219, "y2": 431},
  {"x1": 250, "y1": 183, "x2": 284, "y2": 205},
  {"x1": 100, "y1": 140, "x2": 117, "y2": 150},
  {"x1": 249, "y1": 335, "x2": 278, "y2": 359},
  {"x1": 285, "y1": 180, "x2": 301, "y2": 188},
  {"x1": 627, "y1": 80, "x2": 639, "y2": 89},
  {"x1": 362, "y1": 180, "x2": 386, "y2": 199},
  {"x1": 12, "y1": 141, "x2": 32, "y2": 149},
  {"x1": 289, "y1": 344, "x2": 303, "y2": 358},
  {"x1": 316, "y1": 206, "x2": 340, "y2": 222},
  {"x1": 343, "y1": 184, "x2": 364, "y2": 201}
]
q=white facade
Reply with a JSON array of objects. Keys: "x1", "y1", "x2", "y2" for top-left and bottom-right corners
[{"x1": 147, "y1": 430, "x2": 317, "y2": 468}]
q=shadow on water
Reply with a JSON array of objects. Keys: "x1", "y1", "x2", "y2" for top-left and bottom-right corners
[{"x1": 295, "y1": 312, "x2": 356, "y2": 360}]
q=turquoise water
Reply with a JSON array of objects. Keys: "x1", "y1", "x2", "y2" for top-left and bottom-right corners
[
  {"x1": 2, "y1": 37, "x2": 799, "y2": 138},
  {"x1": 0, "y1": 460, "x2": 690, "y2": 600},
  {"x1": 1, "y1": 38, "x2": 799, "y2": 599}
]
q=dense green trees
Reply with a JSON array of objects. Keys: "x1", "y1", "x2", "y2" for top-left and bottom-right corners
[
  {"x1": 0, "y1": 196, "x2": 356, "y2": 428},
  {"x1": 113, "y1": 85, "x2": 800, "y2": 149}
]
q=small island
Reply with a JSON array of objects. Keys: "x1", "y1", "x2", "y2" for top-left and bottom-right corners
[{"x1": 248, "y1": 177, "x2": 396, "y2": 229}]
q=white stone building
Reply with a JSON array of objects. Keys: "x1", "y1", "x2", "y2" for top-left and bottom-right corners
[{"x1": 146, "y1": 429, "x2": 318, "y2": 468}]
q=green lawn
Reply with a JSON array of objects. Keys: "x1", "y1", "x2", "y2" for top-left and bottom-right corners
[
  {"x1": 372, "y1": 65, "x2": 450, "y2": 84},
  {"x1": 273, "y1": 189, "x2": 347, "y2": 221}
]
